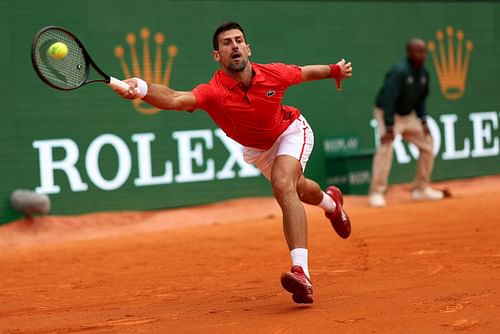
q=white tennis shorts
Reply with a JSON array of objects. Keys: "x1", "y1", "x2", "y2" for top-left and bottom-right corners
[{"x1": 242, "y1": 115, "x2": 314, "y2": 180}]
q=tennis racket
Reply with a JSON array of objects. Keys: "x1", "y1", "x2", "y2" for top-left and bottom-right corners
[{"x1": 31, "y1": 26, "x2": 129, "y2": 92}]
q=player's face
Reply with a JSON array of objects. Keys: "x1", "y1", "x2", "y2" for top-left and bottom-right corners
[{"x1": 213, "y1": 29, "x2": 251, "y2": 72}]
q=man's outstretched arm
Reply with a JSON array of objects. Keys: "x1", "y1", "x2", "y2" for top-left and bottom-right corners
[
  {"x1": 300, "y1": 59, "x2": 353, "y2": 90},
  {"x1": 114, "y1": 79, "x2": 196, "y2": 111}
]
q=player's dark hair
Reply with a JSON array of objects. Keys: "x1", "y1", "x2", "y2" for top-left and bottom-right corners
[{"x1": 212, "y1": 21, "x2": 247, "y2": 51}]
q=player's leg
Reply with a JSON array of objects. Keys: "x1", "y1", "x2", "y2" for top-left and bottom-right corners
[
  {"x1": 271, "y1": 155, "x2": 314, "y2": 304},
  {"x1": 296, "y1": 175, "x2": 323, "y2": 205},
  {"x1": 277, "y1": 115, "x2": 350, "y2": 238},
  {"x1": 271, "y1": 155, "x2": 307, "y2": 250},
  {"x1": 242, "y1": 121, "x2": 312, "y2": 275},
  {"x1": 271, "y1": 115, "x2": 319, "y2": 304},
  {"x1": 369, "y1": 107, "x2": 396, "y2": 207},
  {"x1": 244, "y1": 115, "x2": 350, "y2": 303},
  {"x1": 403, "y1": 114, "x2": 443, "y2": 200},
  {"x1": 296, "y1": 175, "x2": 351, "y2": 239}
]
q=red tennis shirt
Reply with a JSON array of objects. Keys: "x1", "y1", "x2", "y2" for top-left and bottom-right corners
[{"x1": 190, "y1": 62, "x2": 303, "y2": 150}]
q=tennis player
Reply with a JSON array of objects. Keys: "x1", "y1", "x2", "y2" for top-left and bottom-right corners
[{"x1": 114, "y1": 22, "x2": 352, "y2": 304}]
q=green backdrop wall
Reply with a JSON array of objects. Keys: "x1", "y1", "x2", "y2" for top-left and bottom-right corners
[{"x1": 1, "y1": 0, "x2": 499, "y2": 223}]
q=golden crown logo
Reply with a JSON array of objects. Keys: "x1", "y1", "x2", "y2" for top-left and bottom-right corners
[
  {"x1": 427, "y1": 26, "x2": 473, "y2": 100},
  {"x1": 114, "y1": 28, "x2": 178, "y2": 114}
]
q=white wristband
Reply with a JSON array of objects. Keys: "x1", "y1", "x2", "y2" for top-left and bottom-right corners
[{"x1": 133, "y1": 77, "x2": 148, "y2": 99}]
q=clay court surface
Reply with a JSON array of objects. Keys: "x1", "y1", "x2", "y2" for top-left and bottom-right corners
[{"x1": 0, "y1": 176, "x2": 499, "y2": 333}]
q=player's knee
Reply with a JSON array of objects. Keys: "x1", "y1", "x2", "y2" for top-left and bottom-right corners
[
  {"x1": 271, "y1": 177, "x2": 295, "y2": 199},
  {"x1": 419, "y1": 144, "x2": 434, "y2": 155}
]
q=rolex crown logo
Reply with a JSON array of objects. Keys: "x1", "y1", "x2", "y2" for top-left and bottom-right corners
[
  {"x1": 428, "y1": 26, "x2": 473, "y2": 100},
  {"x1": 114, "y1": 28, "x2": 178, "y2": 114}
]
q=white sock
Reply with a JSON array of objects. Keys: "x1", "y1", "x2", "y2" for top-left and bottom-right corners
[
  {"x1": 290, "y1": 248, "x2": 310, "y2": 278},
  {"x1": 319, "y1": 192, "x2": 336, "y2": 213}
]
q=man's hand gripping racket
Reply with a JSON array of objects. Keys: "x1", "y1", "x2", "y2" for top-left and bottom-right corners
[
  {"x1": 330, "y1": 58, "x2": 352, "y2": 91},
  {"x1": 31, "y1": 26, "x2": 131, "y2": 93}
]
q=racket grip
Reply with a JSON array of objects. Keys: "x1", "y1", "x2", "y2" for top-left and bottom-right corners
[{"x1": 108, "y1": 76, "x2": 130, "y2": 93}]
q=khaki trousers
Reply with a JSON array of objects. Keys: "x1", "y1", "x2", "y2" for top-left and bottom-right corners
[{"x1": 369, "y1": 107, "x2": 435, "y2": 194}]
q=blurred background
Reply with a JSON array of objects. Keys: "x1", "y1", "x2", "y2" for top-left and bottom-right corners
[{"x1": 1, "y1": 0, "x2": 499, "y2": 223}]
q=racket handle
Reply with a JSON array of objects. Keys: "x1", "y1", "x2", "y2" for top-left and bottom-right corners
[{"x1": 108, "y1": 76, "x2": 130, "y2": 93}]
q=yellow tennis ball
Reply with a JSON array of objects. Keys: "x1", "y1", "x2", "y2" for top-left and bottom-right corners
[{"x1": 48, "y1": 42, "x2": 68, "y2": 60}]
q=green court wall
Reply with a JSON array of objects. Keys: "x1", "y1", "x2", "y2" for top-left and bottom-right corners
[{"x1": 1, "y1": 0, "x2": 499, "y2": 223}]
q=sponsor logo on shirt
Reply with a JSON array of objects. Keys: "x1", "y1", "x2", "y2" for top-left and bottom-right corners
[{"x1": 266, "y1": 90, "x2": 275, "y2": 97}]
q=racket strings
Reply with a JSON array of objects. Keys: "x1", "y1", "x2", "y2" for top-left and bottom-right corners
[{"x1": 33, "y1": 29, "x2": 88, "y2": 89}]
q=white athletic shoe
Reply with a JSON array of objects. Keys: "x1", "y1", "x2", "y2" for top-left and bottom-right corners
[
  {"x1": 411, "y1": 187, "x2": 445, "y2": 201},
  {"x1": 368, "y1": 192, "x2": 386, "y2": 208}
]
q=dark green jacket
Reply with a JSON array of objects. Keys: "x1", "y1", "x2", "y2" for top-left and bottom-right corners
[{"x1": 375, "y1": 59, "x2": 430, "y2": 127}]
